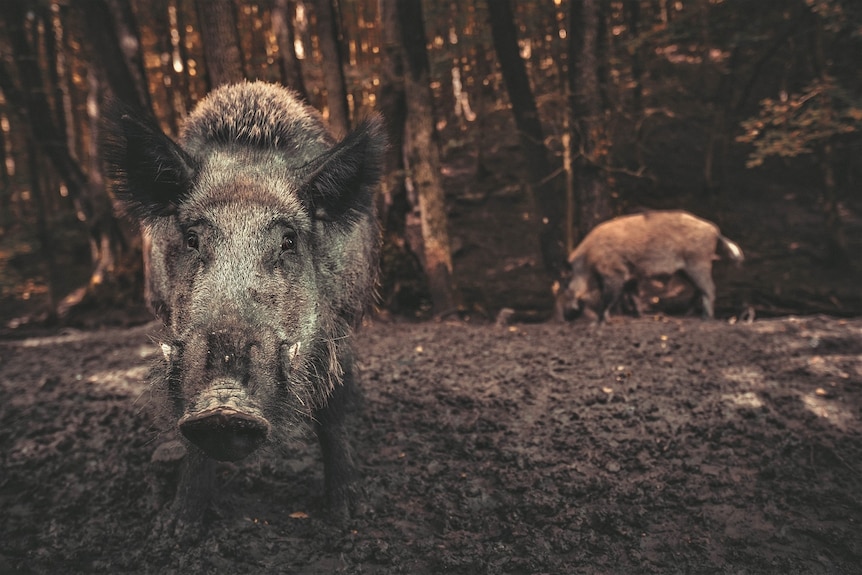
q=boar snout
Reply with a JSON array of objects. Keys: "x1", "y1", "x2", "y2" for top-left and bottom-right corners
[
  {"x1": 561, "y1": 299, "x2": 582, "y2": 321},
  {"x1": 174, "y1": 325, "x2": 289, "y2": 462},
  {"x1": 179, "y1": 398, "x2": 271, "y2": 462},
  {"x1": 555, "y1": 284, "x2": 584, "y2": 321}
]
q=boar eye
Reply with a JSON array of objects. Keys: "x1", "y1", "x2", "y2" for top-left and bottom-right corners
[
  {"x1": 185, "y1": 230, "x2": 199, "y2": 251},
  {"x1": 281, "y1": 230, "x2": 297, "y2": 254}
]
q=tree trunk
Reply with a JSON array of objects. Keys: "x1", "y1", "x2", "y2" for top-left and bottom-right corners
[
  {"x1": 0, "y1": 120, "x2": 10, "y2": 234},
  {"x1": 79, "y1": 0, "x2": 149, "y2": 110},
  {"x1": 312, "y1": 0, "x2": 350, "y2": 135},
  {"x1": 104, "y1": 0, "x2": 152, "y2": 111},
  {"x1": 818, "y1": 143, "x2": 847, "y2": 263},
  {"x1": 195, "y1": 0, "x2": 245, "y2": 88},
  {"x1": 488, "y1": 0, "x2": 565, "y2": 277},
  {"x1": 27, "y1": 139, "x2": 58, "y2": 319},
  {"x1": 624, "y1": 0, "x2": 643, "y2": 114},
  {"x1": 376, "y1": 0, "x2": 407, "y2": 230},
  {"x1": 808, "y1": 11, "x2": 847, "y2": 263},
  {"x1": 397, "y1": 0, "x2": 458, "y2": 314},
  {"x1": 568, "y1": 0, "x2": 610, "y2": 240},
  {"x1": 374, "y1": 0, "x2": 430, "y2": 314},
  {"x1": 272, "y1": 0, "x2": 309, "y2": 99}
]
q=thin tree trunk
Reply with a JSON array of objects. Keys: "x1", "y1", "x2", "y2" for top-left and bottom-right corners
[
  {"x1": 104, "y1": 0, "x2": 152, "y2": 111},
  {"x1": 625, "y1": 0, "x2": 643, "y2": 114},
  {"x1": 28, "y1": 139, "x2": 58, "y2": 318},
  {"x1": 273, "y1": 0, "x2": 309, "y2": 99},
  {"x1": 0, "y1": 120, "x2": 10, "y2": 234},
  {"x1": 488, "y1": 0, "x2": 565, "y2": 277},
  {"x1": 809, "y1": 12, "x2": 847, "y2": 263},
  {"x1": 398, "y1": 0, "x2": 458, "y2": 314},
  {"x1": 376, "y1": 0, "x2": 431, "y2": 314},
  {"x1": 563, "y1": 103, "x2": 575, "y2": 255},
  {"x1": 131, "y1": 0, "x2": 179, "y2": 134},
  {"x1": 196, "y1": 0, "x2": 245, "y2": 88},
  {"x1": 84, "y1": 69, "x2": 119, "y2": 291},
  {"x1": 312, "y1": 0, "x2": 350, "y2": 135},
  {"x1": 80, "y1": 0, "x2": 148, "y2": 109},
  {"x1": 819, "y1": 143, "x2": 847, "y2": 262},
  {"x1": 376, "y1": 0, "x2": 407, "y2": 230},
  {"x1": 569, "y1": 0, "x2": 609, "y2": 239}
]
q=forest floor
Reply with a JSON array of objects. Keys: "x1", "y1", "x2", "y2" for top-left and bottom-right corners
[{"x1": 1, "y1": 314, "x2": 861, "y2": 574}]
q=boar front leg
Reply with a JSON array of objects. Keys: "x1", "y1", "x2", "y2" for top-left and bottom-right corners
[
  {"x1": 598, "y1": 274, "x2": 627, "y2": 322},
  {"x1": 313, "y1": 355, "x2": 360, "y2": 522},
  {"x1": 154, "y1": 446, "x2": 218, "y2": 541}
]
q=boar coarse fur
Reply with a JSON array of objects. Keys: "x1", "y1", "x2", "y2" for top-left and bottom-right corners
[
  {"x1": 557, "y1": 210, "x2": 743, "y2": 322},
  {"x1": 104, "y1": 81, "x2": 385, "y2": 532}
]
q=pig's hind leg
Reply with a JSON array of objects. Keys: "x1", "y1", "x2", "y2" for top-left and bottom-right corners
[{"x1": 683, "y1": 263, "x2": 716, "y2": 318}]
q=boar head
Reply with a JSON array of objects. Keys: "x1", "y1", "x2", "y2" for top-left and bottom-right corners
[{"x1": 105, "y1": 84, "x2": 384, "y2": 462}]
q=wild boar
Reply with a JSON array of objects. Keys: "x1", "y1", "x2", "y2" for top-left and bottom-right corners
[
  {"x1": 556, "y1": 210, "x2": 743, "y2": 322},
  {"x1": 104, "y1": 81, "x2": 385, "y2": 531}
]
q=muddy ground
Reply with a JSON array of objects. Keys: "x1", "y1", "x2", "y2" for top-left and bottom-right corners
[{"x1": 1, "y1": 314, "x2": 861, "y2": 574}]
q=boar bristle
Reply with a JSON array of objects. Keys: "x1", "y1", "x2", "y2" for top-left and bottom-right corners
[{"x1": 179, "y1": 81, "x2": 332, "y2": 157}]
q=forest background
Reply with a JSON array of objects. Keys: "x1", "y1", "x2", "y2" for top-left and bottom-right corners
[{"x1": 1, "y1": 0, "x2": 861, "y2": 331}]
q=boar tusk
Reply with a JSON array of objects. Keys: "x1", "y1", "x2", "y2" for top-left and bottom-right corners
[{"x1": 288, "y1": 341, "x2": 301, "y2": 362}]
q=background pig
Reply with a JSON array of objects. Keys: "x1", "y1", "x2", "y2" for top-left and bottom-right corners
[
  {"x1": 104, "y1": 81, "x2": 385, "y2": 531},
  {"x1": 557, "y1": 210, "x2": 743, "y2": 322}
]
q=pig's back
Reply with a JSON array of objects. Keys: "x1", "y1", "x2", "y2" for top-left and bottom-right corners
[{"x1": 579, "y1": 211, "x2": 719, "y2": 275}]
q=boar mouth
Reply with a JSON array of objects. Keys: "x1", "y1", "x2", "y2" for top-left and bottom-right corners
[
  {"x1": 179, "y1": 406, "x2": 271, "y2": 462},
  {"x1": 562, "y1": 302, "x2": 583, "y2": 321}
]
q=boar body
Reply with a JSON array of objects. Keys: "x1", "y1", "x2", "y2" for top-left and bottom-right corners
[
  {"x1": 105, "y1": 81, "x2": 385, "y2": 530},
  {"x1": 559, "y1": 210, "x2": 743, "y2": 322}
]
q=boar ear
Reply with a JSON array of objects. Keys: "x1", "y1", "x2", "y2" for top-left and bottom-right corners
[
  {"x1": 300, "y1": 115, "x2": 386, "y2": 223},
  {"x1": 102, "y1": 100, "x2": 197, "y2": 221}
]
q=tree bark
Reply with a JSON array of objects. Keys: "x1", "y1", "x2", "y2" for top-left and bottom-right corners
[
  {"x1": 568, "y1": 0, "x2": 609, "y2": 240},
  {"x1": 103, "y1": 0, "x2": 152, "y2": 111},
  {"x1": 809, "y1": 13, "x2": 847, "y2": 263},
  {"x1": 488, "y1": 0, "x2": 566, "y2": 277},
  {"x1": 28, "y1": 138, "x2": 58, "y2": 318},
  {"x1": 819, "y1": 143, "x2": 846, "y2": 261},
  {"x1": 195, "y1": 0, "x2": 245, "y2": 88},
  {"x1": 376, "y1": 0, "x2": 407, "y2": 230},
  {"x1": 397, "y1": 0, "x2": 458, "y2": 314},
  {"x1": 312, "y1": 0, "x2": 350, "y2": 135},
  {"x1": 0, "y1": 118, "x2": 10, "y2": 234},
  {"x1": 624, "y1": 0, "x2": 643, "y2": 114},
  {"x1": 374, "y1": 0, "x2": 431, "y2": 314},
  {"x1": 272, "y1": 0, "x2": 309, "y2": 100}
]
